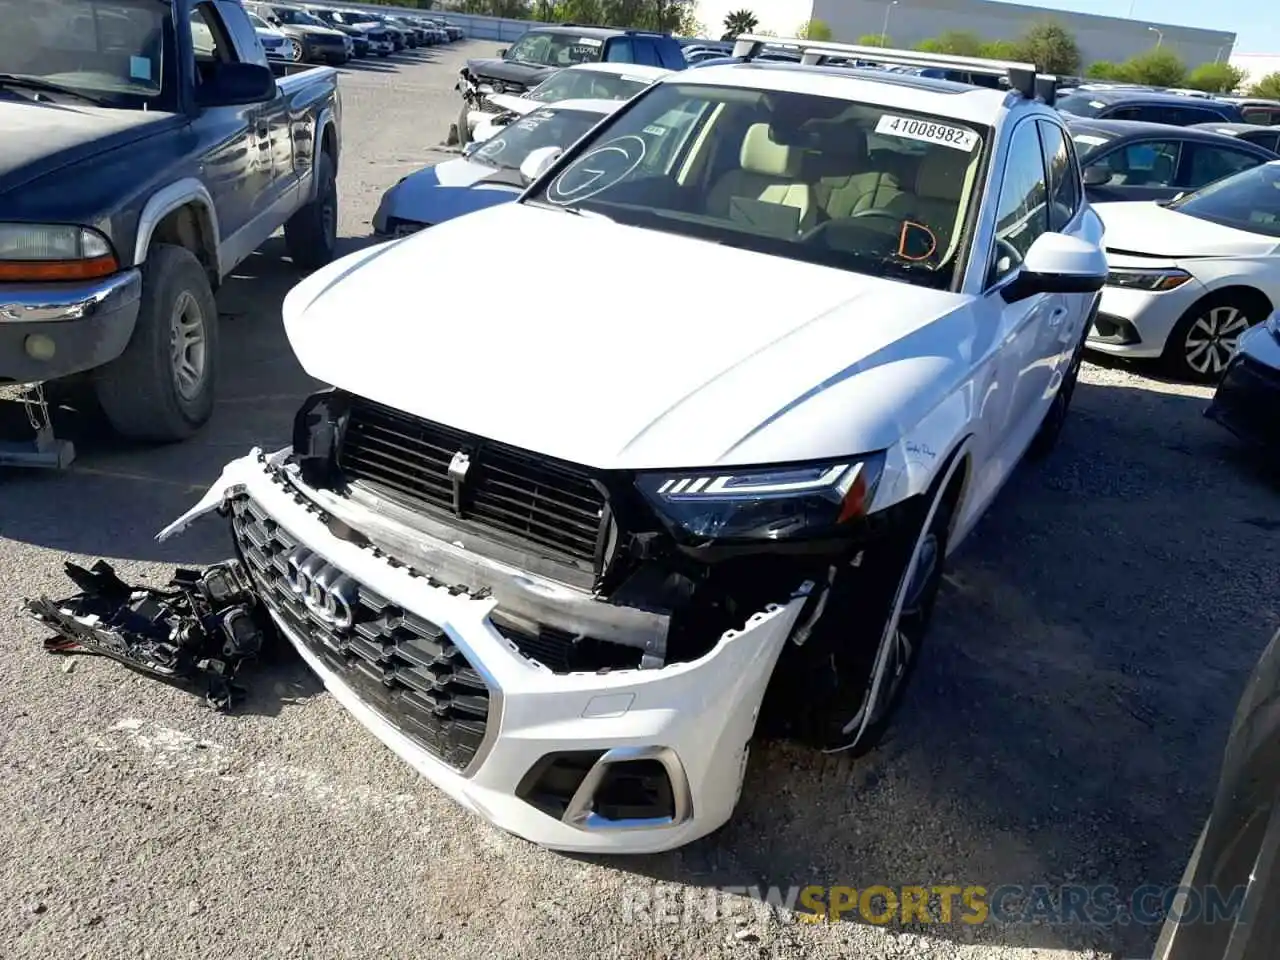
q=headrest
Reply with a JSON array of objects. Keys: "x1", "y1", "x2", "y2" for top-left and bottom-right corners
[
  {"x1": 799, "y1": 123, "x2": 867, "y2": 178},
  {"x1": 740, "y1": 123, "x2": 799, "y2": 177},
  {"x1": 915, "y1": 151, "x2": 966, "y2": 201}
]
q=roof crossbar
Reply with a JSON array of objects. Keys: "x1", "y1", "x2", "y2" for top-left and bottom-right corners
[{"x1": 731, "y1": 34, "x2": 1042, "y2": 100}]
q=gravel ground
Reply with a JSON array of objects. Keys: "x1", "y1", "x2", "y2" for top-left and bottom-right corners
[{"x1": 2, "y1": 41, "x2": 1278, "y2": 960}]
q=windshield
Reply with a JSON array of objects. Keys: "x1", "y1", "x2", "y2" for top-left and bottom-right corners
[
  {"x1": 505, "y1": 31, "x2": 605, "y2": 67},
  {"x1": 525, "y1": 82, "x2": 987, "y2": 289},
  {"x1": 248, "y1": 13, "x2": 271, "y2": 30},
  {"x1": 0, "y1": 0, "x2": 167, "y2": 102},
  {"x1": 1068, "y1": 128, "x2": 1116, "y2": 158},
  {"x1": 1055, "y1": 94, "x2": 1107, "y2": 118},
  {"x1": 1168, "y1": 162, "x2": 1280, "y2": 238},
  {"x1": 528, "y1": 69, "x2": 653, "y2": 104},
  {"x1": 274, "y1": 8, "x2": 325, "y2": 27},
  {"x1": 471, "y1": 107, "x2": 606, "y2": 171}
]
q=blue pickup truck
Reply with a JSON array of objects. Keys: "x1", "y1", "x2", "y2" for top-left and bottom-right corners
[{"x1": 0, "y1": 0, "x2": 342, "y2": 461}]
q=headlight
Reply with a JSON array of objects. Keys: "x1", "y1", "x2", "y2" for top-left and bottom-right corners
[
  {"x1": 0, "y1": 223, "x2": 118, "y2": 281},
  {"x1": 635, "y1": 454, "x2": 886, "y2": 542},
  {"x1": 1105, "y1": 268, "x2": 1192, "y2": 292}
]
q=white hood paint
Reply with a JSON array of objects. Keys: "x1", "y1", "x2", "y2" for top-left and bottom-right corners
[
  {"x1": 1095, "y1": 201, "x2": 1280, "y2": 259},
  {"x1": 284, "y1": 203, "x2": 974, "y2": 470}
]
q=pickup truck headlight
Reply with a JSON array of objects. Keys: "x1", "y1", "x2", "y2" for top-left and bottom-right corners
[
  {"x1": 635, "y1": 454, "x2": 886, "y2": 542},
  {"x1": 0, "y1": 224, "x2": 118, "y2": 281},
  {"x1": 1105, "y1": 268, "x2": 1192, "y2": 292}
]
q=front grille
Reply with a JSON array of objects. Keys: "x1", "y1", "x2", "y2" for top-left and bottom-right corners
[
  {"x1": 338, "y1": 396, "x2": 609, "y2": 567},
  {"x1": 231, "y1": 497, "x2": 493, "y2": 771}
]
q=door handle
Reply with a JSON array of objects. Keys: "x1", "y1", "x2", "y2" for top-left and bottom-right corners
[{"x1": 1047, "y1": 305, "x2": 1068, "y2": 327}]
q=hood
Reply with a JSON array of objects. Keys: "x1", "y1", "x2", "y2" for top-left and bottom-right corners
[
  {"x1": 256, "y1": 27, "x2": 287, "y2": 42},
  {"x1": 1095, "y1": 201, "x2": 1280, "y2": 259},
  {"x1": 281, "y1": 23, "x2": 346, "y2": 39},
  {"x1": 379, "y1": 158, "x2": 522, "y2": 225},
  {"x1": 285, "y1": 204, "x2": 973, "y2": 469},
  {"x1": 0, "y1": 99, "x2": 182, "y2": 196},
  {"x1": 486, "y1": 93, "x2": 538, "y2": 115},
  {"x1": 466, "y1": 57, "x2": 559, "y2": 90}
]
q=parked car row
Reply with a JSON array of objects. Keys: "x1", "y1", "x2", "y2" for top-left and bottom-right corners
[{"x1": 242, "y1": 2, "x2": 464, "y2": 65}]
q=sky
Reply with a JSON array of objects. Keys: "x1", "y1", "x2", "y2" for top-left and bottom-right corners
[{"x1": 1017, "y1": 0, "x2": 1276, "y2": 53}]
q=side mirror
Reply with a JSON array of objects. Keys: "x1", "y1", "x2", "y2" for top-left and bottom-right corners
[
  {"x1": 1001, "y1": 232, "x2": 1108, "y2": 303},
  {"x1": 196, "y1": 61, "x2": 276, "y2": 107},
  {"x1": 497, "y1": 47, "x2": 508, "y2": 58},
  {"x1": 1082, "y1": 164, "x2": 1112, "y2": 187},
  {"x1": 519, "y1": 145, "x2": 562, "y2": 184}
]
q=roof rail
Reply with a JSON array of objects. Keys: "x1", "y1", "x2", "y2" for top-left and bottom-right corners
[{"x1": 731, "y1": 34, "x2": 1042, "y2": 100}]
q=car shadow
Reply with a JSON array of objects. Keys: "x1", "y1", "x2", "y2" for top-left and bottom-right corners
[
  {"x1": 0, "y1": 235, "x2": 377, "y2": 566},
  {"x1": 564, "y1": 375, "x2": 1279, "y2": 957},
  {"x1": 341, "y1": 59, "x2": 400, "y2": 74}
]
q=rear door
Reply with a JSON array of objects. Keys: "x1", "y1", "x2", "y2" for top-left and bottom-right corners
[{"x1": 1178, "y1": 141, "x2": 1270, "y2": 191}]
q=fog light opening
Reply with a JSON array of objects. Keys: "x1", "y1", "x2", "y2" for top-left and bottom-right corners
[{"x1": 592, "y1": 759, "x2": 675, "y2": 823}]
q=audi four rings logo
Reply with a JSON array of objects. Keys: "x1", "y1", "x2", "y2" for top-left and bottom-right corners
[{"x1": 285, "y1": 548, "x2": 359, "y2": 629}]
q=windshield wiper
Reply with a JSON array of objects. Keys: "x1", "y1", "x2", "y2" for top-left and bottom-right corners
[{"x1": 0, "y1": 74, "x2": 109, "y2": 106}]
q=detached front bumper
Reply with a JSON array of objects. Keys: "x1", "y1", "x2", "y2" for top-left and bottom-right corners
[
  {"x1": 0, "y1": 270, "x2": 142, "y2": 384},
  {"x1": 160, "y1": 450, "x2": 809, "y2": 853}
]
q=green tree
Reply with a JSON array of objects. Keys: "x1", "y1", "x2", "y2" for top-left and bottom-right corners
[
  {"x1": 796, "y1": 18, "x2": 834, "y2": 41},
  {"x1": 1121, "y1": 48, "x2": 1186, "y2": 87},
  {"x1": 917, "y1": 30, "x2": 985, "y2": 57},
  {"x1": 1185, "y1": 61, "x2": 1246, "y2": 94},
  {"x1": 980, "y1": 39, "x2": 1026, "y2": 60},
  {"x1": 1018, "y1": 20, "x2": 1081, "y2": 74},
  {"x1": 1250, "y1": 72, "x2": 1280, "y2": 99},
  {"x1": 1085, "y1": 60, "x2": 1126, "y2": 80},
  {"x1": 721, "y1": 8, "x2": 758, "y2": 38},
  {"x1": 857, "y1": 33, "x2": 889, "y2": 47}
]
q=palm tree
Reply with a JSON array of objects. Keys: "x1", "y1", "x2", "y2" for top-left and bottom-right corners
[{"x1": 721, "y1": 9, "x2": 759, "y2": 40}]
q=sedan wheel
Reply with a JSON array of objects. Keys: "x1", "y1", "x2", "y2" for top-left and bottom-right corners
[
  {"x1": 1168, "y1": 299, "x2": 1256, "y2": 382},
  {"x1": 290, "y1": 41, "x2": 304, "y2": 62}
]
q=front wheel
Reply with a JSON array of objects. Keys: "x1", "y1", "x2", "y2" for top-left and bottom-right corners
[
  {"x1": 1164, "y1": 295, "x2": 1260, "y2": 383},
  {"x1": 762, "y1": 486, "x2": 955, "y2": 756},
  {"x1": 92, "y1": 244, "x2": 219, "y2": 442},
  {"x1": 284, "y1": 150, "x2": 338, "y2": 272}
]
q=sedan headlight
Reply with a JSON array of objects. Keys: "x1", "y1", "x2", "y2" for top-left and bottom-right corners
[
  {"x1": 0, "y1": 223, "x2": 118, "y2": 281},
  {"x1": 1105, "y1": 268, "x2": 1192, "y2": 292},
  {"x1": 635, "y1": 454, "x2": 886, "y2": 542}
]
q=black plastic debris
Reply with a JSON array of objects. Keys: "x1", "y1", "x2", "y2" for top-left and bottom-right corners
[{"x1": 24, "y1": 559, "x2": 272, "y2": 711}]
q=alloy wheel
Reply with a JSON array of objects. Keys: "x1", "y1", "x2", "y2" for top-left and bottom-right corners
[
  {"x1": 168, "y1": 290, "x2": 207, "y2": 402},
  {"x1": 1184, "y1": 305, "x2": 1250, "y2": 376}
]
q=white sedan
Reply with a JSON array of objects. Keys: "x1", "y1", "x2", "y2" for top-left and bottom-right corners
[
  {"x1": 468, "y1": 62, "x2": 670, "y2": 143},
  {"x1": 1089, "y1": 161, "x2": 1280, "y2": 381}
]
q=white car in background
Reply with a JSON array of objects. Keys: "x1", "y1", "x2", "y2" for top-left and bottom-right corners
[
  {"x1": 164, "y1": 38, "x2": 1108, "y2": 853},
  {"x1": 1089, "y1": 161, "x2": 1280, "y2": 381},
  {"x1": 468, "y1": 62, "x2": 671, "y2": 143},
  {"x1": 246, "y1": 10, "x2": 300, "y2": 61}
]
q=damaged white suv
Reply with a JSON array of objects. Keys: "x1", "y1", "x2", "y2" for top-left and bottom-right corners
[{"x1": 162, "y1": 39, "x2": 1108, "y2": 853}]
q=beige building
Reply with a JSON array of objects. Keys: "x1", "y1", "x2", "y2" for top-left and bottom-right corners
[{"x1": 694, "y1": 0, "x2": 1236, "y2": 71}]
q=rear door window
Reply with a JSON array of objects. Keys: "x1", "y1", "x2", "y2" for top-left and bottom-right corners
[
  {"x1": 1181, "y1": 144, "x2": 1267, "y2": 189},
  {"x1": 631, "y1": 38, "x2": 661, "y2": 66},
  {"x1": 1241, "y1": 106, "x2": 1280, "y2": 126},
  {"x1": 1088, "y1": 140, "x2": 1182, "y2": 188}
]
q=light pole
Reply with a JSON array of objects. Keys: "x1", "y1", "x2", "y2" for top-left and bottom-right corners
[
  {"x1": 1149, "y1": 26, "x2": 1163, "y2": 48},
  {"x1": 881, "y1": 0, "x2": 898, "y2": 46}
]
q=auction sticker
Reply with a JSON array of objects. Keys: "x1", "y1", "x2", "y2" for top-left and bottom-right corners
[{"x1": 875, "y1": 114, "x2": 977, "y2": 151}]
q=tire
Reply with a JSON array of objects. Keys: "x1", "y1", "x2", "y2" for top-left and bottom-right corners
[
  {"x1": 1027, "y1": 320, "x2": 1088, "y2": 460},
  {"x1": 1163, "y1": 293, "x2": 1261, "y2": 383},
  {"x1": 762, "y1": 479, "x2": 957, "y2": 757},
  {"x1": 92, "y1": 243, "x2": 218, "y2": 442},
  {"x1": 290, "y1": 41, "x2": 304, "y2": 63},
  {"x1": 455, "y1": 100, "x2": 471, "y2": 148},
  {"x1": 284, "y1": 149, "x2": 338, "y2": 272}
]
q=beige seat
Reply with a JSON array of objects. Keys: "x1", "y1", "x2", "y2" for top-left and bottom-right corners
[
  {"x1": 707, "y1": 123, "x2": 815, "y2": 232},
  {"x1": 893, "y1": 150, "x2": 968, "y2": 254},
  {"x1": 806, "y1": 127, "x2": 903, "y2": 219}
]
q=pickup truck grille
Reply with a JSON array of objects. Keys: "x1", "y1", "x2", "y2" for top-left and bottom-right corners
[
  {"x1": 338, "y1": 396, "x2": 608, "y2": 567},
  {"x1": 231, "y1": 497, "x2": 493, "y2": 772}
]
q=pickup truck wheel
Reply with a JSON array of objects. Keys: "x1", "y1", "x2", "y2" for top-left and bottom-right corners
[
  {"x1": 763, "y1": 488, "x2": 954, "y2": 757},
  {"x1": 92, "y1": 243, "x2": 218, "y2": 442},
  {"x1": 1027, "y1": 321, "x2": 1087, "y2": 460},
  {"x1": 284, "y1": 150, "x2": 338, "y2": 272}
]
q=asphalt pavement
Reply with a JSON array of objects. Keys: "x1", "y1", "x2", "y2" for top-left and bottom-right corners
[{"x1": 1, "y1": 41, "x2": 1277, "y2": 960}]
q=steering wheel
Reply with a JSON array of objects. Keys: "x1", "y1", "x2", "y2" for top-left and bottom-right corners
[
  {"x1": 993, "y1": 237, "x2": 1022, "y2": 275},
  {"x1": 802, "y1": 209, "x2": 902, "y2": 243}
]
